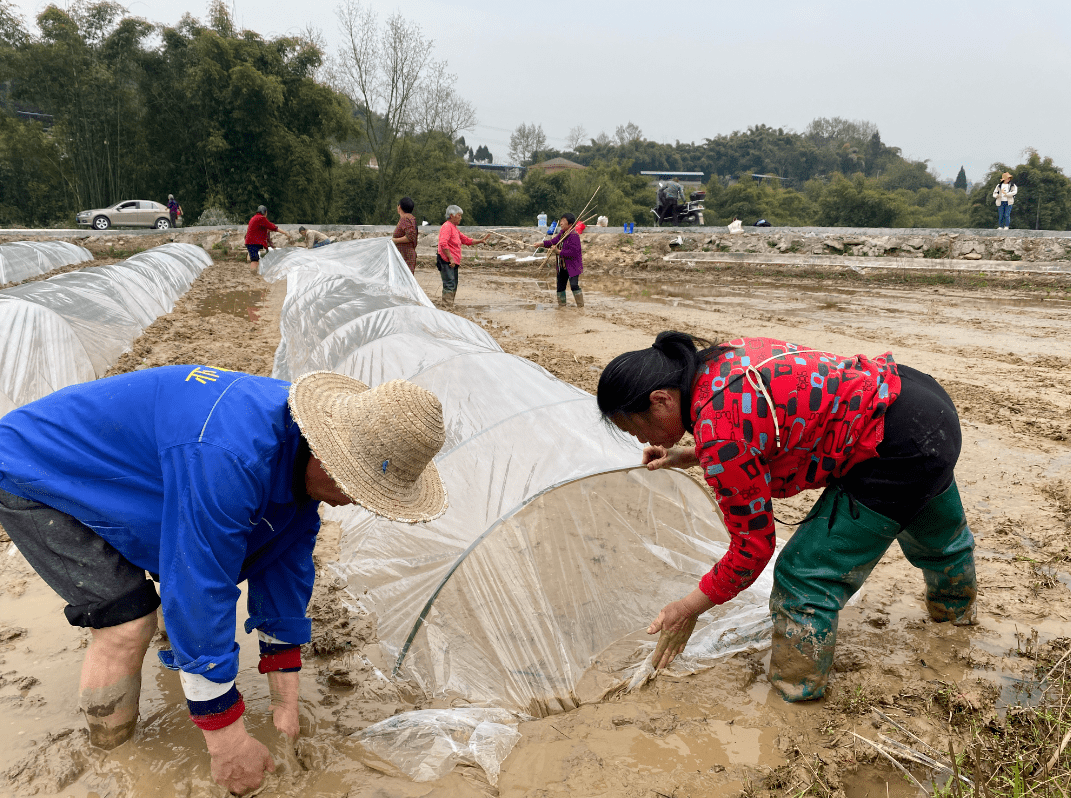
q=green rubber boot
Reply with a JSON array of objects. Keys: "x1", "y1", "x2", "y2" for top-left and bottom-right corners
[
  {"x1": 556, "y1": 291, "x2": 567, "y2": 306},
  {"x1": 897, "y1": 480, "x2": 977, "y2": 626},
  {"x1": 572, "y1": 288, "x2": 585, "y2": 307},
  {"x1": 770, "y1": 487, "x2": 900, "y2": 702}
]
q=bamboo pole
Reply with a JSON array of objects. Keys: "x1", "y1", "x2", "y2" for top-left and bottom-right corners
[
  {"x1": 526, "y1": 186, "x2": 602, "y2": 277},
  {"x1": 485, "y1": 229, "x2": 537, "y2": 248},
  {"x1": 538, "y1": 211, "x2": 599, "y2": 270}
]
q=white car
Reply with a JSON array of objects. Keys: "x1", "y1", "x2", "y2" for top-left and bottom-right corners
[{"x1": 76, "y1": 200, "x2": 173, "y2": 230}]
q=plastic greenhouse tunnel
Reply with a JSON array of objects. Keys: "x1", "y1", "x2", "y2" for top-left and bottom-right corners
[
  {"x1": 0, "y1": 241, "x2": 93, "y2": 286},
  {"x1": 0, "y1": 243, "x2": 211, "y2": 413},
  {"x1": 263, "y1": 238, "x2": 778, "y2": 720}
]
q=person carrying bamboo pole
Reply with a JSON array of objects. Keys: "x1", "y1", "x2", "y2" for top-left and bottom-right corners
[
  {"x1": 540, "y1": 212, "x2": 585, "y2": 307},
  {"x1": 0, "y1": 368, "x2": 448, "y2": 795}
]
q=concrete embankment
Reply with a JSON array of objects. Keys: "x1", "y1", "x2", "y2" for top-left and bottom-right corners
[{"x1": 2, "y1": 225, "x2": 1070, "y2": 275}]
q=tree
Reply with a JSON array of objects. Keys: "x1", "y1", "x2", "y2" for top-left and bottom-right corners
[
  {"x1": 816, "y1": 173, "x2": 907, "y2": 227},
  {"x1": 614, "y1": 121, "x2": 642, "y2": 146},
  {"x1": 565, "y1": 124, "x2": 586, "y2": 151},
  {"x1": 804, "y1": 117, "x2": 878, "y2": 148},
  {"x1": 954, "y1": 166, "x2": 968, "y2": 190},
  {"x1": 593, "y1": 131, "x2": 611, "y2": 146},
  {"x1": 473, "y1": 144, "x2": 492, "y2": 163},
  {"x1": 508, "y1": 122, "x2": 546, "y2": 165},
  {"x1": 14, "y1": 1, "x2": 155, "y2": 209},
  {"x1": 454, "y1": 135, "x2": 473, "y2": 161},
  {"x1": 143, "y1": 3, "x2": 352, "y2": 223},
  {"x1": 332, "y1": 0, "x2": 476, "y2": 220},
  {"x1": 0, "y1": 114, "x2": 71, "y2": 225}
]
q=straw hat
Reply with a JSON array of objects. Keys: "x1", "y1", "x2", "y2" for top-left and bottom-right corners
[
  {"x1": 288, "y1": 372, "x2": 448, "y2": 523},
  {"x1": 1001, "y1": 172, "x2": 1013, "y2": 180}
]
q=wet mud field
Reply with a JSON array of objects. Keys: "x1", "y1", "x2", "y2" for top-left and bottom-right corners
[{"x1": 1, "y1": 244, "x2": 1069, "y2": 797}]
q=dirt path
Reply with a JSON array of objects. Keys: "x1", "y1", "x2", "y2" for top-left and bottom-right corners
[{"x1": 1, "y1": 250, "x2": 1069, "y2": 797}]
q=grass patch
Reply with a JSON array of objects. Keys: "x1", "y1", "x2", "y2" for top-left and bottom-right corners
[{"x1": 935, "y1": 638, "x2": 1071, "y2": 797}]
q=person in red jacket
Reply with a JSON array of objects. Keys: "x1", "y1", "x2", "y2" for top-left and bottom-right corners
[
  {"x1": 245, "y1": 205, "x2": 279, "y2": 272},
  {"x1": 597, "y1": 332, "x2": 976, "y2": 702}
]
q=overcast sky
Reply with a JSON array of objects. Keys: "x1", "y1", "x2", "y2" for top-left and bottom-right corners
[{"x1": 9, "y1": 0, "x2": 1070, "y2": 183}]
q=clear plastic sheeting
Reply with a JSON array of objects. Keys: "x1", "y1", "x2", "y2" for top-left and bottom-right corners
[
  {"x1": 259, "y1": 237, "x2": 429, "y2": 307},
  {"x1": 0, "y1": 243, "x2": 210, "y2": 413},
  {"x1": 387, "y1": 468, "x2": 775, "y2": 717},
  {"x1": 0, "y1": 297, "x2": 94, "y2": 416},
  {"x1": 356, "y1": 708, "x2": 525, "y2": 785},
  {"x1": 268, "y1": 238, "x2": 774, "y2": 717},
  {"x1": 0, "y1": 241, "x2": 93, "y2": 286}
]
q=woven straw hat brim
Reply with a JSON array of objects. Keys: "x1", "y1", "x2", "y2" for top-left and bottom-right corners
[{"x1": 288, "y1": 372, "x2": 448, "y2": 523}]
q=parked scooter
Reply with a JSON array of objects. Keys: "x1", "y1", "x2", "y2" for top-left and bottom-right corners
[{"x1": 651, "y1": 185, "x2": 706, "y2": 226}]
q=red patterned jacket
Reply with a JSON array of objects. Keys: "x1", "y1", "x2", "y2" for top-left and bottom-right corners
[{"x1": 690, "y1": 337, "x2": 901, "y2": 604}]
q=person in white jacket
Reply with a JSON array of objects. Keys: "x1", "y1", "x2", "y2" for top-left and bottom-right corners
[{"x1": 993, "y1": 172, "x2": 1017, "y2": 230}]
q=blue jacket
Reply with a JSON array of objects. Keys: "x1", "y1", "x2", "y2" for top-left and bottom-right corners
[{"x1": 0, "y1": 366, "x2": 321, "y2": 684}]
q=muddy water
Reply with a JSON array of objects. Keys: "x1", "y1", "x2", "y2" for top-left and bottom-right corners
[{"x1": 195, "y1": 289, "x2": 266, "y2": 319}]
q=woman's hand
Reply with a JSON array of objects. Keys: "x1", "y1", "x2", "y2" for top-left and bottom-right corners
[
  {"x1": 642, "y1": 445, "x2": 699, "y2": 470},
  {"x1": 647, "y1": 589, "x2": 716, "y2": 670}
]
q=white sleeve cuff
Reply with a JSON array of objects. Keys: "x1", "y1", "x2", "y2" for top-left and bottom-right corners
[
  {"x1": 179, "y1": 671, "x2": 235, "y2": 702},
  {"x1": 257, "y1": 631, "x2": 288, "y2": 645}
]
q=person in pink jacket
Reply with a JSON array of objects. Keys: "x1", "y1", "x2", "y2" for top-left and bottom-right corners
[{"x1": 436, "y1": 205, "x2": 488, "y2": 307}]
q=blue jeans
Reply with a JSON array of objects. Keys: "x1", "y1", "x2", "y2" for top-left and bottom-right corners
[
  {"x1": 997, "y1": 202, "x2": 1012, "y2": 228},
  {"x1": 313, "y1": 239, "x2": 331, "y2": 248}
]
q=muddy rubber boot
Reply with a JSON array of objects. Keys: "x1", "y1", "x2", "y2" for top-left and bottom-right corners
[
  {"x1": 897, "y1": 480, "x2": 978, "y2": 626},
  {"x1": 572, "y1": 289, "x2": 585, "y2": 307},
  {"x1": 769, "y1": 487, "x2": 900, "y2": 701},
  {"x1": 556, "y1": 291, "x2": 567, "y2": 306},
  {"x1": 442, "y1": 290, "x2": 456, "y2": 307}
]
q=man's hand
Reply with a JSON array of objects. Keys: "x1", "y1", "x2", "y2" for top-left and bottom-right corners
[
  {"x1": 203, "y1": 719, "x2": 275, "y2": 795},
  {"x1": 266, "y1": 670, "x2": 300, "y2": 739},
  {"x1": 647, "y1": 588, "x2": 716, "y2": 670},
  {"x1": 642, "y1": 445, "x2": 699, "y2": 470}
]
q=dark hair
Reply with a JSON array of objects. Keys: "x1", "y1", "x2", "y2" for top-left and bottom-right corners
[
  {"x1": 597, "y1": 331, "x2": 728, "y2": 432},
  {"x1": 399, "y1": 196, "x2": 415, "y2": 213},
  {"x1": 561, "y1": 212, "x2": 576, "y2": 225}
]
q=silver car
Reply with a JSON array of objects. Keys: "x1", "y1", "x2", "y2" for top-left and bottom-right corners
[{"x1": 76, "y1": 200, "x2": 173, "y2": 230}]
